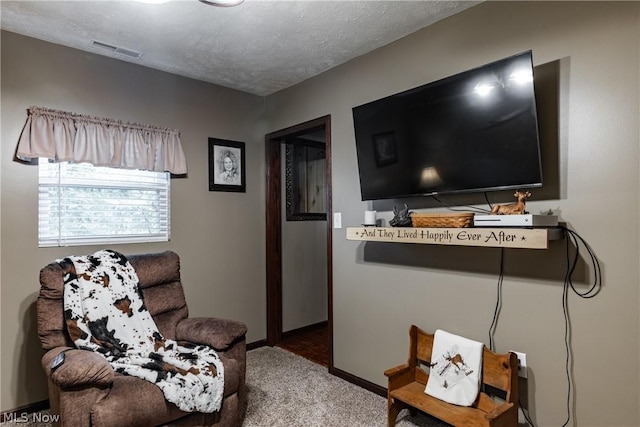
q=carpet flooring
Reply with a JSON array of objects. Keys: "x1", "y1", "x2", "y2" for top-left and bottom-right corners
[
  {"x1": 2, "y1": 346, "x2": 449, "y2": 427},
  {"x1": 244, "y1": 346, "x2": 448, "y2": 427}
]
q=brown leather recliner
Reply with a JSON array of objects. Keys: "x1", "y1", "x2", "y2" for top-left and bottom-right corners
[{"x1": 37, "y1": 250, "x2": 247, "y2": 427}]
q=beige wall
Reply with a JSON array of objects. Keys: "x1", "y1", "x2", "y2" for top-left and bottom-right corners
[
  {"x1": 0, "y1": 31, "x2": 267, "y2": 410},
  {"x1": 2, "y1": 2, "x2": 640, "y2": 425},
  {"x1": 266, "y1": 2, "x2": 639, "y2": 426},
  {"x1": 281, "y1": 218, "x2": 328, "y2": 332},
  {"x1": 281, "y1": 146, "x2": 328, "y2": 332}
]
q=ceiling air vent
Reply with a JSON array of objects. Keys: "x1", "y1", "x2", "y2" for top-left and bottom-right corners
[{"x1": 92, "y1": 40, "x2": 142, "y2": 59}]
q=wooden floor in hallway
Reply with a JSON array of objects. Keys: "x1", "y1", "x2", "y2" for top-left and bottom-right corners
[{"x1": 277, "y1": 323, "x2": 329, "y2": 367}]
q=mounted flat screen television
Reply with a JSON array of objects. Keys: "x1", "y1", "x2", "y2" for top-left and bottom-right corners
[{"x1": 352, "y1": 51, "x2": 543, "y2": 201}]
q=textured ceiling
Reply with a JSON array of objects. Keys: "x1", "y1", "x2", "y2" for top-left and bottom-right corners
[{"x1": 1, "y1": 0, "x2": 480, "y2": 96}]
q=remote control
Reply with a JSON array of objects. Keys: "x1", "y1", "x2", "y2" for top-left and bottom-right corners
[{"x1": 51, "y1": 351, "x2": 65, "y2": 370}]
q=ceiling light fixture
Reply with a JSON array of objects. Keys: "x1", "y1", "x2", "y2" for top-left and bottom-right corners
[{"x1": 198, "y1": 0, "x2": 244, "y2": 6}]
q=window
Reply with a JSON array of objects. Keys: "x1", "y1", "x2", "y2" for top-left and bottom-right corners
[{"x1": 39, "y1": 160, "x2": 170, "y2": 247}]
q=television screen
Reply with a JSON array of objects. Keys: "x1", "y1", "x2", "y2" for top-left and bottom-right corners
[{"x1": 352, "y1": 51, "x2": 543, "y2": 201}]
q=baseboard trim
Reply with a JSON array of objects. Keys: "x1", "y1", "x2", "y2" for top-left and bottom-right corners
[
  {"x1": 247, "y1": 339, "x2": 268, "y2": 351},
  {"x1": 329, "y1": 366, "x2": 387, "y2": 398},
  {"x1": 1, "y1": 399, "x2": 49, "y2": 421},
  {"x1": 247, "y1": 319, "x2": 328, "y2": 350},
  {"x1": 282, "y1": 320, "x2": 328, "y2": 340}
]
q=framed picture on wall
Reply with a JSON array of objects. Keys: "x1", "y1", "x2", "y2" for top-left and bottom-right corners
[{"x1": 208, "y1": 138, "x2": 246, "y2": 192}]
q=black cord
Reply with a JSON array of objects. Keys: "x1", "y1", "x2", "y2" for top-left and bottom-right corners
[
  {"x1": 488, "y1": 246, "x2": 538, "y2": 425},
  {"x1": 560, "y1": 225, "x2": 574, "y2": 427},
  {"x1": 483, "y1": 219, "x2": 601, "y2": 426},
  {"x1": 557, "y1": 225, "x2": 601, "y2": 427},
  {"x1": 520, "y1": 398, "x2": 537, "y2": 426},
  {"x1": 430, "y1": 195, "x2": 493, "y2": 214},
  {"x1": 488, "y1": 247, "x2": 505, "y2": 352},
  {"x1": 559, "y1": 226, "x2": 601, "y2": 299},
  {"x1": 518, "y1": 225, "x2": 601, "y2": 427},
  {"x1": 484, "y1": 192, "x2": 494, "y2": 210},
  {"x1": 561, "y1": 254, "x2": 572, "y2": 427}
]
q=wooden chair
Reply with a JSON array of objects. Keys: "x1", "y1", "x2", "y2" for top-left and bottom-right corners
[{"x1": 384, "y1": 325, "x2": 519, "y2": 427}]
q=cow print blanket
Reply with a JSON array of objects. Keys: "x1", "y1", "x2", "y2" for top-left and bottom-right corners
[{"x1": 62, "y1": 249, "x2": 224, "y2": 413}]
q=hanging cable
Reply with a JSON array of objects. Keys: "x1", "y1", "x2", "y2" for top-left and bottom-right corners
[
  {"x1": 480, "y1": 213, "x2": 601, "y2": 426},
  {"x1": 484, "y1": 192, "x2": 494, "y2": 210},
  {"x1": 558, "y1": 225, "x2": 601, "y2": 427},
  {"x1": 430, "y1": 195, "x2": 492, "y2": 213},
  {"x1": 517, "y1": 225, "x2": 601, "y2": 427},
  {"x1": 559, "y1": 225, "x2": 602, "y2": 298},
  {"x1": 520, "y1": 398, "x2": 537, "y2": 426},
  {"x1": 488, "y1": 247, "x2": 505, "y2": 352}
]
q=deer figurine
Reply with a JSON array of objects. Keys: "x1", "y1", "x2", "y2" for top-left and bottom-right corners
[{"x1": 490, "y1": 190, "x2": 531, "y2": 215}]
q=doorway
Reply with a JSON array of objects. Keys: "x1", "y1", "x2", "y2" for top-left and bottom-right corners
[{"x1": 264, "y1": 115, "x2": 332, "y2": 369}]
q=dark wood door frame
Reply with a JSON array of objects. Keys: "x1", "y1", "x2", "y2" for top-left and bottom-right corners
[{"x1": 265, "y1": 115, "x2": 333, "y2": 369}]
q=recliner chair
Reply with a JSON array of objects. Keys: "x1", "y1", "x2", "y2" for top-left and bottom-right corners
[{"x1": 37, "y1": 250, "x2": 247, "y2": 427}]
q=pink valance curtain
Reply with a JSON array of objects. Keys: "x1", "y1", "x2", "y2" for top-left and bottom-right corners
[{"x1": 16, "y1": 106, "x2": 187, "y2": 174}]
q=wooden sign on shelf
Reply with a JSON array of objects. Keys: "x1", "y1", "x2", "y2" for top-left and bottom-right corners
[{"x1": 346, "y1": 226, "x2": 550, "y2": 249}]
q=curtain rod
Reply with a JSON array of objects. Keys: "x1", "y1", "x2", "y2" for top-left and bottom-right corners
[{"x1": 28, "y1": 106, "x2": 181, "y2": 135}]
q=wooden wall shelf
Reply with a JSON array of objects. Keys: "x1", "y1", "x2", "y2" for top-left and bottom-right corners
[{"x1": 346, "y1": 226, "x2": 562, "y2": 249}]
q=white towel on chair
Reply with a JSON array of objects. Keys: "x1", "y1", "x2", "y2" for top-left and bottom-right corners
[{"x1": 424, "y1": 329, "x2": 483, "y2": 406}]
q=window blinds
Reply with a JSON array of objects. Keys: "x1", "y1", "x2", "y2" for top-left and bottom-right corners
[{"x1": 39, "y1": 160, "x2": 170, "y2": 247}]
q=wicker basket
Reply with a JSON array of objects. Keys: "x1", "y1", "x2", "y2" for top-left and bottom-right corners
[{"x1": 411, "y1": 212, "x2": 474, "y2": 228}]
